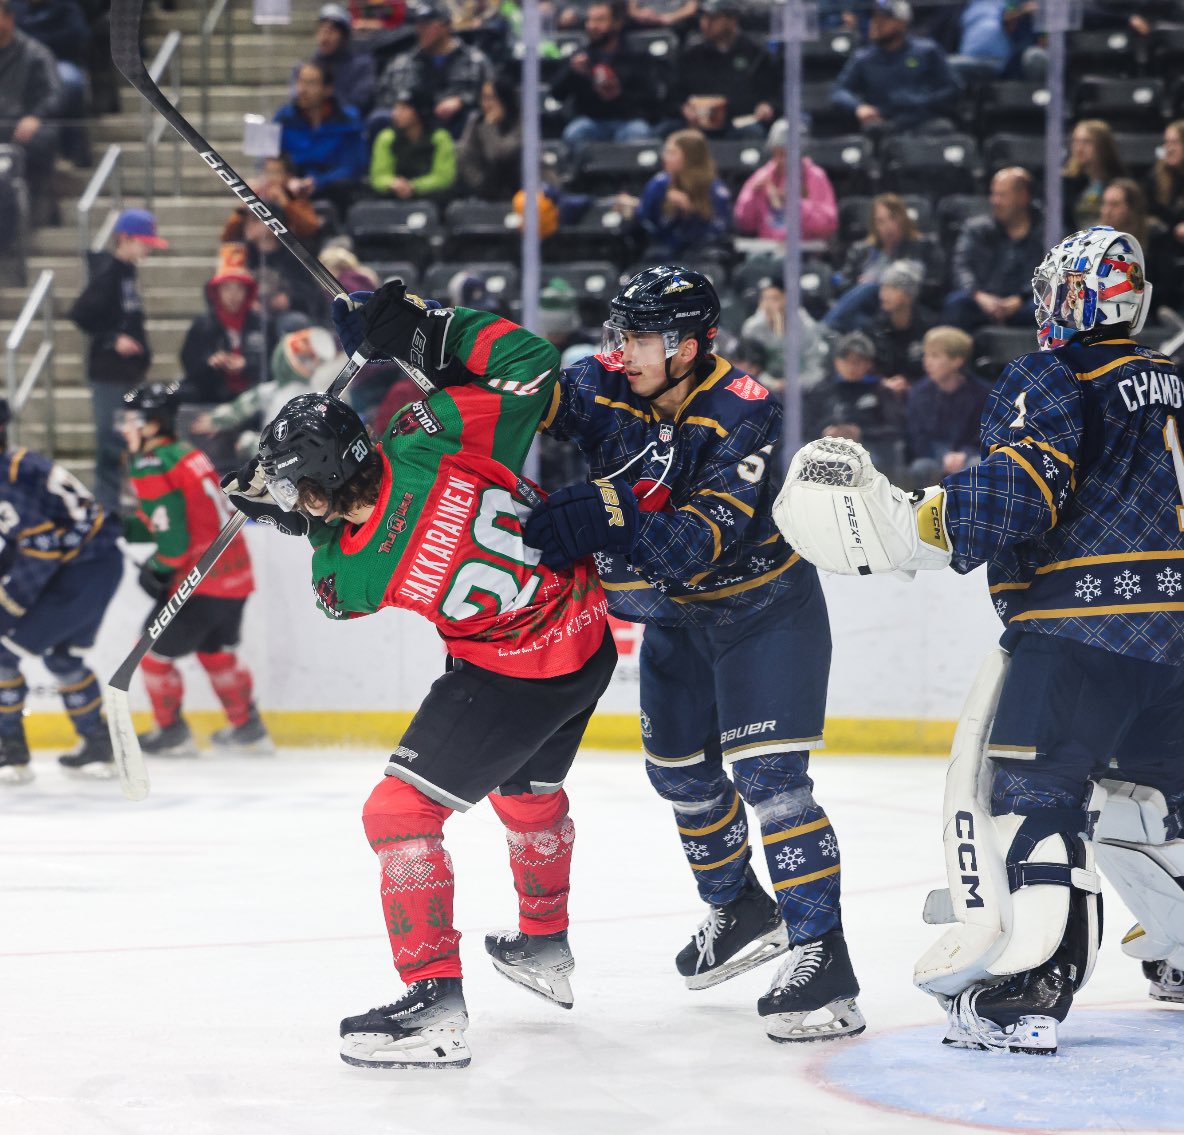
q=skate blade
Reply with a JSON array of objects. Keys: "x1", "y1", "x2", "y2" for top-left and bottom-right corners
[
  {"x1": 0, "y1": 765, "x2": 34, "y2": 785},
  {"x1": 145, "y1": 746, "x2": 199, "y2": 759},
  {"x1": 490, "y1": 957, "x2": 575, "y2": 1009},
  {"x1": 59, "y1": 762, "x2": 116, "y2": 780},
  {"x1": 765, "y1": 997, "x2": 866, "y2": 1044},
  {"x1": 941, "y1": 1013, "x2": 1058, "y2": 1055},
  {"x1": 685, "y1": 923, "x2": 790, "y2": 990},
  {"x1": 212, "y1": 739, "x2": 276, "y2": 756},
  {"x1": 340, "y1": 1027, "x2": 471, "y2": 1069},
  {"x1": 1150, "y1": 984, "x2": 1184, "y2": 1004}
]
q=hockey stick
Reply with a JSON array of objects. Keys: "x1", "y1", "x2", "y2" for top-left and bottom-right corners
[{"x1": 105, "y1": 0, "x2": 436, "y2": 799}]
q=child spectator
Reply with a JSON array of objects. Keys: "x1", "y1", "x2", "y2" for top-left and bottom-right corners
[
  {"x1": 319, "y1": 242, "x2": 380, "y2": 293},
  {"x1": 804, "y1": 330, "x2": 903, "y2": 473},
  {"x1": 1062, "y1": 119, "x2": 1124, "y2": 231},
  {"x1": 901, "y1": 325, "x2": 988, "y2": 488},
  {"x1": 369, "y1": 87, "x2": 456, "y2": 199},
  {"x1": 868, "y1": 259, "x2": 935, "y2": 392},
  {"x1": 636, "y1": 128, "x2": 731, "y2": 259},
  {"x1": 733, "y1": 118, "x2": 838, "y2": 243},
  {"x1": 221, "y1": 154, "x2": 324, "y2": 245},
  {"x1": 456, "y1": 76, "x2": 521, "y2": 200},
  {"x1": 739, "y1": 278, "x2": 826, "y2": 390}
]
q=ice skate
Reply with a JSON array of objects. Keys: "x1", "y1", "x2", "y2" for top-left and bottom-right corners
[
  {"x1": 339, "y1": 978, "x2": 470, "y2": 1069},
  {"x1": 1144, "y1": 960, "x2": 1184, "y2": 1004},
  {"x1": 58, "y1": 730, "x2": 115, "y2": 778},
  {"x1": 0, "y1": 729, "x2": 33, "y2": 785},
  {"x1": 758, "y1": 927, "x2": 865, "y2": 1043},
  {"x1": 485, "y1": 929, "x2": 575, "y2": 1009},
  {"x1": 677, "y1": 870, "x2": 789, "y2": 990},
  {"x1": 210, "y1": 708, "x2": 275, "y2": 755},
  {"x1": 138, "y1": 719, "x2": 198, "y2": 758},
  {"x1": 941, "y1": 960, "x2": 1073, "y2": 1055}
]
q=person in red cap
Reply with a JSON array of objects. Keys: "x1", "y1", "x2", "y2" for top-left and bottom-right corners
[{"x1": 68, "y1": 207, "x2": 167, "y2": 513}]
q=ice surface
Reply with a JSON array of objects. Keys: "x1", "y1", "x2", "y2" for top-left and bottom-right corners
[{"x1": 1, "y1": 751, "x2": 1180, "y2": 1135}]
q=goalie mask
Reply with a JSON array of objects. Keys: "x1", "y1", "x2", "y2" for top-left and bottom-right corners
[
  {"x1": 257, "y1": 393, "x2": 372, "y2": 512},
  {"x1": 1033, "y1": 226, "x2": 1150, "y2": 350}
]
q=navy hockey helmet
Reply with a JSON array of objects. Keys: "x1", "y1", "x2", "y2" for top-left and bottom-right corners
[
  {"x1": 257, "y1": 393, "x2": 372, "y2": 511},
  {"x1": 123, "y1": 381, "x2": 181, "y2": 434},
  {"x1": 605, "y1": 265, "x2": 720, "y2": 358}
]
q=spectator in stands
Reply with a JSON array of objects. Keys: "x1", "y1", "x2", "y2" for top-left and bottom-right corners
[
  {"x1": 1145, "y1": 122, "x2": 1184, "y2": 311},
  {"x1": 868, "y1": 259, "x2": 934, "y2": 392},
  {"x1": 636, "y1": 128, "x2": 731, "y2": 259},
  {"x1": 629, "y1": 0, "x2": 699, "y2": 31},
  {"x1": 445, "y1": 0, "x2": 512, "y2": 65},
  {"x1": 739, "y1": 278, "x2": 826, "y2": 390},
  {"x1": 674, "y1": 0, "x2": 779, "y2": 140},
  {"x1": 804, "y1": 330, "x2": 903, "y2": 473},
  {"x1": 69, "y1": 208, "x2": 164, "y2": 512},
  {"x1": 369, "y1": 86, "x2": 456, "y2": 199},
  {"x1": 179, "y1": 244, "x2": 267, "y2": 409},
  {"x1": 275, "y1": 60, "x2": 368, "y2": 214},
  {"x1": 1062, "y1": 118, "x2": 1124, "y2": 231},
  {"x1": 0, "y1": 0, "x2": 61, "y2": 224},
  {"x1": 377, "y1": 1, "x2": 492, "y2": 139},
  {"x1": 456, "y1": 75, "x2": 521, "y2": 200},
  {"x1": 942, "y1": 165, "x2": 1043, "y2": 331},
  {"x1": 900, "y1": 325, "x2": 988, "y2": 489},
  {"x1": 825, "y1": 193, "x2": 934, "y2": 332},
  {"x1": 291, "y1": 4, "x2": 376, "y2": 115},
  {"x1": 240, "y1": 203, "x2": 327, "y2": 333},
  {"x1": 221, "y1": 154, "x2": 325, "y2": 245},
  {"x1": 350, "y1": 1, "x2": 405, "y2": 31},
  {"x1": 12, "y1": 0, "x2": 90, "y2": 166},
  {"x1": 551, "y1": 0, "x2": 658, "y2": 151},
  {"x1": 733, "y1": 118, "x2": 838, "y2": 243},
  {"x1": 729, "y1": 336, "x2": 778, "y2": 391},
  {"x1": 320, "y1": 242, "x2": 380, "y2": 293},
  {"x1": 1100, "y1": 176, "x2": 1177, "y2": 311},
  {"x1": 831, "y1": 0, "x2": 961, "y2": 135}
]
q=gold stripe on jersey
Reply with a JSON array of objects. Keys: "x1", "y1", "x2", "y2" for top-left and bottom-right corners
[
  {"x1": 989, "y1": 581, "x2": 1033, "y2": 593},
  {"x1": 678, "y1": 791, "x2": 741, "y2": 836},
  {"x1": 592, "y1": 395, "x2": 652, "y2": 423},
  {"x1": 8, "y1": 448, "x2": 25, "y2": 482},
  {"x1": 699, "y1": 489, "x2": 755, "y2": 517},
  {"x1": 538, "y1": 383, "x2": 562, "y2": 431},
  {"x1": 1011, "y1": 602, "x2": 1184, "y2": 621},
  {"x1": 995, "y1": 446, "x2": 1057, "y2": 525},
  {"x1": 674, "y1": 357, "x2": 731, "y2": 422},
  {"x1": 683, "y1": 415, "x2": 728, "y2": 437},
  {"x1": 1036, "y1": 549, "x2": 1184, "y2": 574},
  {"x1": 673, "y1": 553, "x2": 800, "y2": 602},
  {"x1": 601, "y1": 579, "x2": 653, "y2": 591},
  {"x1": 681, "y1": 504, "x2": 722, "y2": 561},
  {"x1": 1076, "y1": 354, "x2": 1174, "y2": 381}
]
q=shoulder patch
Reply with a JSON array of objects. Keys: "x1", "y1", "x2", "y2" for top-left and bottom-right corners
[{"x1": 726, "y1": 375, "x2": 769, "y2": 402}]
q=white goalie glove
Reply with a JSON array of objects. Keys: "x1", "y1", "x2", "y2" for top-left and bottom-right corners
[{"x1": 772, "y1": 437, "x2": 953, "y2": 576}]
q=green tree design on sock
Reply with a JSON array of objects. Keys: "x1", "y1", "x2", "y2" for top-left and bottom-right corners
[
  {"x1": 519, "y1": 869, "x2": 549, "y2": 898},
  {"x1": 386, "y1": 898, "x2": 413, "y2": 939},
  {"x1": 426, "y1": 893, "x2": 451, "y2": 929}
]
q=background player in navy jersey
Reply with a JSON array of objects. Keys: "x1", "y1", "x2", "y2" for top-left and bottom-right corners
[
  {"x1": 520, "y1": 266, "x2": 864, "y2": 1043},
  {"x1": 776, "y1": 226, "x2": 1184, "y2": 1054},
  {"x1": 0, "y1": 399, "x2": 122, "y2": 783}
]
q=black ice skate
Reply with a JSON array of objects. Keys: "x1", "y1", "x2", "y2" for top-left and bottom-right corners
[
  {"x1": 1144, "y1": 960, "x2": 1184, "y2": 1004},
  {"x1": 485, "y1": 929, "x2": 575, "y2": 1009},
  {"x1": 941, "y1": 960, "x2": 1074, "y2": 1055},
  {"x1": 58, "y1": 730, "x2": 115, "y2": 778},
  {"x1": 0, "y1": 729, "x2": 32, "y2": 785},
  {"x1": 340, "y1": 978, "x2": 470, "y2": 1069},
  {"x1": 210, "y1": 708, "x2": 275, "y2": 755},
  {"x1": 758, "y1": 927, "x2": 866, "y2": 1043},
  {"x1": 138, "y1": 719, "x2": 198, "y2": 758},
  {"x1": 676, "y1": 870, "x2": 789, "y2": 990}
]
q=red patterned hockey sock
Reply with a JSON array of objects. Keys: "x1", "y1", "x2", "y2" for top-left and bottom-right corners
[
  {"x1": 198, "y1": 651, "x2": 254, "y2": 728},
  {"x1": 140, "y1": 654, "x2": 183, "y2": 727},
  {"x1": 361, "y1": 776, "x2": 461, "y2": 982},
  {"x1": 489, "y1": 790, "x2": 575, "y2": 936}
]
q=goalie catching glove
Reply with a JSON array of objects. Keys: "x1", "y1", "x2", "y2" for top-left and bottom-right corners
[
  {"x1": 772, "y1": 437, "x2": 952, "y2": 577},
  {"x1": 221, "y1": 457, "x2": 311, "y2": 537}
]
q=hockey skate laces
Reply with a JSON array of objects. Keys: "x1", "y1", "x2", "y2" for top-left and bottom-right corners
[
  {"x1": 693, "y1": 905, "x2": 728, "y2": 969},
  {"x1": 950, "y1": 987, "x2": 1011, "y2": 1052},
  {"x1": 767, "y1": 940, "x2": 823, "y2": 993}
]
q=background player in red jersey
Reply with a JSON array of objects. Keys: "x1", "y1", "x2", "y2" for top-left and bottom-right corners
[{"x1": 120, "y1": 383, "x2": 273, "y2": 757}]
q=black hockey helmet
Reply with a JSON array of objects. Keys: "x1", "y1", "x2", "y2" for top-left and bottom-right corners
[
  {"x1": 606, "y1": 265, "x2": 720, "y2": 355},
  {"x1": 257, "y1": 393, "x2": 372, "y2": 510},
  {"x1": 123, "y1": 381, "x2": 181, "y2": 434}
]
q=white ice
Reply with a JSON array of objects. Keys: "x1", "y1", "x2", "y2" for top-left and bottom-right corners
[{"x1": 2, "y1": 749, "x2": 1181, "y2": 1135}]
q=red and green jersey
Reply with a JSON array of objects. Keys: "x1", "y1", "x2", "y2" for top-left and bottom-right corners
[
  {"x1": 306, "y1": 309, "x2": 608, "y2": 679},
  {"x1": 126, "y1": 440, "x2": 253, "y2": 599}
]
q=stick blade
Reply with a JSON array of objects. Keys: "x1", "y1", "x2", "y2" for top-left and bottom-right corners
[{"x1": 106, "y1": 685, "x2": 150, "y2": 802}]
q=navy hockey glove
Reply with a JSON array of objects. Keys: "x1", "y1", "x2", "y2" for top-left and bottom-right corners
[
  {"x1": 331, "y1": 290, "x2": 372, "y2": 357},
  {"x1": 523, "y1": 478, "x2": 638, "y2": 569},
  {"x1": 221, "y1": 458, "x2": 311, "y2": 537},
  {"x1": 137, "y1": 560, "x2": 172, "y2": 603}
]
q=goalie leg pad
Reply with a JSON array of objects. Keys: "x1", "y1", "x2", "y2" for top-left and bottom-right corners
[
  {"x1": 488, "y1": 789, "x2": 575, "y2": 936},
  {"x1": 362, "y1": 776, "x2": 461, "y2": 982}
]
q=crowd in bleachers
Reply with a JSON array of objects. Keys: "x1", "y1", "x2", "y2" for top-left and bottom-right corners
[{"x1": 61, "y1": 0, "x2": 1184, "y2": 494}]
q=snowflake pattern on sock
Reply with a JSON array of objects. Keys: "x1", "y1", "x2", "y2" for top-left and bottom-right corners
[
  {"x1": 682, "y1": 839, "x2": 710, "y2": 861},
  {"x1": 819, "y1": 831, "x2": 839, "y2": 859},
  {"x1": 1158, "y1": 567, "x2": 1182, "y2": 597},
  {"x1": 776, "y1": 845, "x2": 806, "y2": 872},
  {"x1": 1074, "y1": 574, "x2": 1102, "y2": 602},
  {"x1": 1113, "y1": 570, "x2": 1141, "y2": 599},
  {"x1": 722, "y1": 822, "x2": 746, "y2": 847}
]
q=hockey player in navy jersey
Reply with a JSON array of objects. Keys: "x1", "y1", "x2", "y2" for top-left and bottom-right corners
[
  {"x1": 775, "y1": 226, "x2": 1184, "y2": 1053},
  {"x1": 0, "y1": 400, "x2": 123, "y2": 783}
]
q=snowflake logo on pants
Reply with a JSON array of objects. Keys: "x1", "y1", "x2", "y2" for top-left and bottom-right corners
[
  {"x1": 776, "y1": 845, "x2": 806, "y2": 872},
  {"x1": 722, "y1": 823, "x2": 746, "y2": 848},
  {"x1": 682, "y1": 840, "x2": 709, "y2": 861},
  {"x1": 1158, "y1": 567, "x2": 1183, "y2": 597},
  {"x1": 819, "y1": 832, "x2": 839, "y2": 859},
  {"x1": 1113, "y1": 570, "x2": 1141, "y2": 600},
  {"x1": 1075, "y1": 574, "x2": 1102, "y2": 602}
]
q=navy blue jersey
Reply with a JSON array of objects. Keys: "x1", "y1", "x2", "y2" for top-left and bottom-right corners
[
  {"x1": 942, "y1": 336, "x2": 1184, "y2": 667},
  {"x1": 542, "y1": 351, "x2": 813, "y2": 626},
  {"x1": 0, "y1": 448, "x2": 120, "y2": 636}
]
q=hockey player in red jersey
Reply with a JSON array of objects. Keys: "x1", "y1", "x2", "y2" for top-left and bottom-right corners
[
  {"x1": 120, "y1": 383, "x2": 272, "y2": 756},
  {"x1": 223, "y1": 283, "x2": 615, "y2": 1070}
]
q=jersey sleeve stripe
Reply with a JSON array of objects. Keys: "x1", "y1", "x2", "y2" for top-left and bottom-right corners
[
  {"x1": 680, "y1": 504, "x2": 722, "y2": 561},
  {"x1": 463, "y1": 316, "x2": 517, "y2": 376},
  {"x1": 538, "y1": 383, "x2": 562, "y2": 432},
  {"x1": 7, "y1": 449, "x2": 24, "y2": 482},
  {"x1": 683, "y1": 415, "x2": 728, "y2": 438},
  {"x1": 996, "y1": 445, "x2": 1058, "y2": 526},
  {"x1": 593, "y1": 394, "x2": 652, "y2": 422},
  {"x1": 672, "y1": 552, "x2": 800, "y2": 602},
  {"x1": 698, "y1": 489, "x2": 755, "y2": 517},
  {"x1": 1076, "y1": 355, "x2": 1148, "y2": 381}
]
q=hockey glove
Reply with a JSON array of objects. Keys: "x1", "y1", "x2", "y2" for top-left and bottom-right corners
[
  {"x1": 221, "y1": 458, "x2": 311, "y2": 537},
  {"x1": 523, "y1": 478, "x2": 638, "y2": 569},
  {"x1": 137, "y1": 560, "x2": 172, "y2": 603},
  {"x1": 331, "y1": 290, "x2": 372, "y2": 358}
]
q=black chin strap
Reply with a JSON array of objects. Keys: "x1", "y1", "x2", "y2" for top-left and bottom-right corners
[{"x1": 643, "y1": 351, "x2": 710, "y2": 403}]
